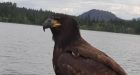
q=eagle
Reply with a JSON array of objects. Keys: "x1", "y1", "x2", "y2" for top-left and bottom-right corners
[{"x1": 43, "y1": 13, "x2": 127, "y2": 75}]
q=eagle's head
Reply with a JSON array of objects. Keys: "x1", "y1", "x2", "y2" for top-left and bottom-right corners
[
  {"x1": 43, "y1": 14, "x2": 79, "y2": 31},
  {"x1": 43, "y1": 13, "x2": 81, "y2": 47}
]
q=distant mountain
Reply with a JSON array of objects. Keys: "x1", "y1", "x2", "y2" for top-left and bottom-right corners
[
  {"x1": 136, "y1": 17, "x2": 140, "y2": 20},
  {"x1": 78, "y1": 9, "x2": 120, "y2": 21},
  {"x1": 133, "y1": 17, "x2": 140, "y2": 21}
]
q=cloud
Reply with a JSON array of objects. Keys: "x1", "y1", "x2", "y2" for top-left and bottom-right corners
[
  {"x1": 108, "y1": 3, "x2": 140, "y2": 19},
  {"x1": 133, "y1": 6, "x2": 140, "y2": 15}
]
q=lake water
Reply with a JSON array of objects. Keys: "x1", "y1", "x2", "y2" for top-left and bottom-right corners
[{"x1": 0, "y1": 22, "x2": 140, "y2": 75}]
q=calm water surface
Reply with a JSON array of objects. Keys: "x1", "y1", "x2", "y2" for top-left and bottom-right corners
[{"x1": 0, "y1": 22, "x2": 140, "y2": 75}]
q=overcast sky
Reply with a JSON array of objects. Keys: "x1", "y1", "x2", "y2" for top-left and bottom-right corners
[{"x1": 0, "y1": 0, "x2": 140, "y2": 20}]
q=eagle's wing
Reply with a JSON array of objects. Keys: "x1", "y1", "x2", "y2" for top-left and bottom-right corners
[
  {"x1": 75, "y1": 41, "x2": 127, "y2": 75},
  {"x1": 57, "y1": 52, "x2": 118, "y2": 75},
  {"x1": 57, "y1": 40, "x2": 127, "y2": 75}
]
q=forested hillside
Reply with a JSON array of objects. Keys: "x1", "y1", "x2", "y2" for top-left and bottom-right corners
[{"x1": 0, "y1": 2, "x2": 53, "y2": 25}]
